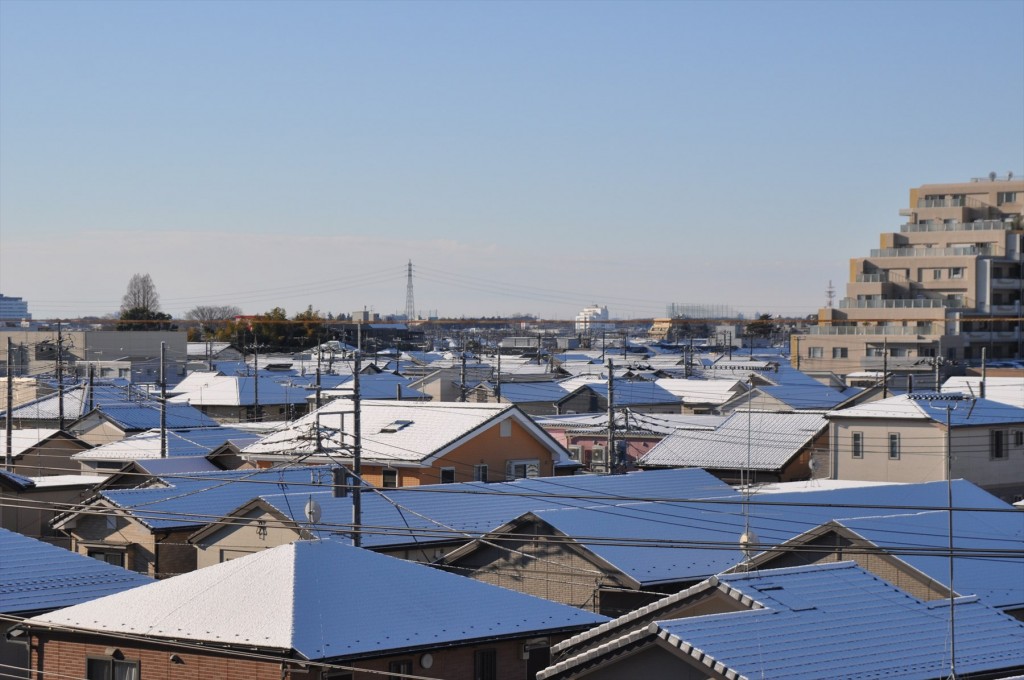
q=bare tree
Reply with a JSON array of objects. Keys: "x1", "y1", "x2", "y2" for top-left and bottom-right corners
[
  {"x1": 121, "y1": 273, "x2": 161, "y2": 314},
  {"x1": 185, "y1": 305, "x2": 242, "y2": 323}
]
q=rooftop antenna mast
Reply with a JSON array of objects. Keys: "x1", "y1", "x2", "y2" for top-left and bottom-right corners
[{"x1": 404, "y1": 260, "x2": 416, "y2": 321}]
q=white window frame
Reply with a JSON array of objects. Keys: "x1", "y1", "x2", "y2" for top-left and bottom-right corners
[
  {"x1": 888, "y1": 433, "x2": 900, "y2": 460},
  {"x1": 473, "y1": 464, "x2": 488, "y2": 482},
  {"x1": 851, "y1": 431, "x2": 863, "y2": 459},
  {"x1": 499, "y1": 419, "x2": 512, "y2": 437},
  {"x1": 991, "y1": 430, "x2": 1008, "y2": 460},
  {"x1": 382, "y1": 469, "x2": 399, "y2": 488},
  {"x1": 506, "y1": 459, "x2": 540, "y2": 480}
]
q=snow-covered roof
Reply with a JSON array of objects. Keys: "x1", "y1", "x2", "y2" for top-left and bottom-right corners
[
  {"x1": 541, "y1": 562, "x2": 1024, "y2": 680},
  {"x1": 0, "y1": 428, "x2": 65, "y2": 457},
  {"x1": 168, "y1": 372, "x2": 310, "y2": 406},
  {"x1": 74, "y1": 426, "x2": 260, "y2": 461},
  {"x1": 1, "y1": 527, "x2": 151, "y2": 615},
  {"x1": 242, "y1": 400, "x2": 569, "y2": 465},
  {"x1": 654, "y1": 378, "x2": 746, "y2": 404},
  {"x1": 827, "y1": 392, "x2": 1024, "y2": 426},
  {"x1": 639, "y1": 410, "x2": 827, "y2": 471},
  {"x1": 942, "y1": 376, "x2": 1024, "y2": 409},
  {"x1": 28, "y1": 540, "x2": 607, "y2": 658}
]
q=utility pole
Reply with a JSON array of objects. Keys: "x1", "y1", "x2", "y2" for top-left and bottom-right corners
[
  {"x1": 460, "y1": 350, "x2": 467, "y2": 402},
  {"x1": 159, "y1": 341, "x2": 167, "y2": 458},
  {"x1": 5, "y1": 338, "x2": 13, "y2": 471},
  {"x1": 315, "y1": 338, "x2": 323, "y2": 411},
  {"x1": 253, "y1": 331, "x2": 261, "y2": 421},
  {"x1": 882, "y1": 338, "x2": 889, "y2": 399},
  {"x1": 87, "y1": 362, "x2": 95, "y2": 413},
  {"x1": 495, "y1": 349, "x2": 502, "y2": 402},
  {"x1": 352, "y1": 350, "x2": 362, "y2": 548},
  {"x1": 56, "y1": 322, "x2": 64, "y2": 430},
  {"x1": 606, "y1": 358, "x2": 615, "y2": 474}
]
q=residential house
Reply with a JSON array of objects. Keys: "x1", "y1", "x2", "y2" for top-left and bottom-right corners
[
  {"x1": 1, "y1": 381, "x2": 138, "y2": 430},
  {"x1": 826, "y1": 392, "x2": 1024, "y2": 502},
  {"x1": 14, "y1": 540, "x2": 608, "y2": 680},
  {"x1": 188, "y1": 468, "x2": 737, "y2": 571},
  {"x1": 167, "y1": 371, "x2": 311, "y2": 422},
  {"x1": 439, "y1": 480, "x2": 1008, "y2": 616},
  {"x1": 555, "y1": 380, "x2": 682, "y2": 416},
  {"x1": 0, "y1": 471, "x2": 104, "y2": 547},
  {"x1": 739, "y1": 507, "x2": 1024, "y2": 620},
  {"x1": 536, "y1": 411, "x2": 725, "y2": 472},
  {"x1": 467, "y1": 379, "x2": 571, "y2": 415},
  {"x1": 943, "y1": 375, "x2": 1024, "y2": 408},
  {"x1": 0, "y1": 528, "x2": 150, "y2": 678},
  {"x1": 68, "y1": 402, "x2": 219, "y2": 447},
  {"x1": 653, "y1": 378, "x2": 748, "y2": 414},
  {"x1": 70, "y1": 425, "x2": 260, "y2": 475},
  {"x1": 638, "y1": 410, "x2": 829, "y2": 484},
  {"x1": 51, "y1": 467, "x2": 338, "y2": 577},
  {"x1": 241, "y1": 400, "x2": 576, "y2": 487},
  {"x1": 538, "y1": 562, "x2": 1024, "y2": 680},
  {"x1": 0, "y1": 429, "x2": 91, "y2": 476}
]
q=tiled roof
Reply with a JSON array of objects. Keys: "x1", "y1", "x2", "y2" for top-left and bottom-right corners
[
  {"x1": 535, "y1": 411, "x2": 725, "y2": 435},
  {"x1": 542, "y1": 562, "x2": 1024, "y2": 680},
  {"x1": 0, "y1": 428, "x2": 64, "y2": 457},
  {"x1": 480, "y1": 380, "x2": 570, "y2": 403},
  {"x1": 242, "y1": 400, "x2": 565, "y2": 464},
  {"x1": 2, "y1": 382, "x2": 141, "y2": 421},
  {"x1": 561, "y1": 380, "x2": 682, "y2": 407},
  {"x1": 653, "y1": 378, "x2": 746, "y2": 404},
  {"x1": 837, "y1": 509, "x2": 1024, "y2": 610},
  {"x1": 91, "y1": 402, "x2": 220, "y2": 430},
  {"x1": 827, "y1": 392, "x2": 1024, "y2": 426},
  {"x1": 943, "y1": 377, "x2": 1024, "y2": 408},
  {"x1": 28, "y1": 540, "x2": 608, "y2": 658},
  {"x1": 75, "y1": 467, "x2": 339, "y2": 531},
  {"x1": 660, "y1": 563, "x2": 1024, "y2": 679},
  {"x1": 168, "y1": 372, "x2": 310, "y2": 406},
  {"x1": 74, "y1": 426, "x2": 260, "y2": 460},
  {"x1": 639, "y1": 410, "x2": 827, "y2": 470},
  {"x1": 261, "y1": 468, "x2": 738, "y2": 549},
  {"x1": 0, "y1": 527, "x2": 151, "y2": 615},
  {"x1": 759, "y1": 383, "x2": 863, "y2": 409}
]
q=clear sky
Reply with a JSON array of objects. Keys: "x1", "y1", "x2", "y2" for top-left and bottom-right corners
[{"x1": 1, "y1": 0, "x2": 1022, "y2": 321}]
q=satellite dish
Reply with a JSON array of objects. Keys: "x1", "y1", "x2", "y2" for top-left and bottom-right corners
[{"x1": 304, "y1": 497, "x2": 322, "y2": 524}]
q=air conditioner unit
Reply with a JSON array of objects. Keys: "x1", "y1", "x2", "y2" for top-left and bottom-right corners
[{"x1": 567, "y1": 445, "x2": 582, "y2": 460}]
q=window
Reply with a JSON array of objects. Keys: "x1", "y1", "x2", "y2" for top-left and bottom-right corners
[
  {"x1": 474, "y1": 649, "x2": 497, "y2": 680},
  {"x1": 87, "y1": 548, "x2": 125, "y2": 568},
  {"x1": 997, "y1": 191, "x2": 1018, "y2": 205},
  {"x1": 382, "y1": 469, "x2": 398, "y2": 488},
  {"x1": 388, "y1": 660, "x2": 412, "y2": 680},
  {"x1": 888, "y1": 433, "x2": 900, "y2": 460},
  {"x1": 832, "y1": 347, "x2": 848, "y2": 359},
  {"x1": 440, "y1": 467, "x2": 455, "y2": 484},
  {"x1": 991, "y1": 430, "x2": 1007, "y2": 460},
  {"x1": 86, "y1": 658, "x2": 138, "y2": 680},
  {"x1": 933, "y1": 269, "x2": 942, "y2": 280},
  {"x1": 851, "y1": 432, "x2": 863, "y2": 459},
  {"x1": 808, "y1": 346, "x2": 823, "y2": 358},
  {"x1": 499, "y1": 419, "x2": 512, "y2": 437},
  {"x1": 473, "y1": 464, "x2": 488, "y2": 482},
  {"x1": 949, "y1": 267, "x2": 964, "y2": 279},
  {"x1": 1015, "y1": 431, "x2": 1024, "y2": 447},
  {"x1": 507, "y1": 459, "x2": 539, "y2": 480}
]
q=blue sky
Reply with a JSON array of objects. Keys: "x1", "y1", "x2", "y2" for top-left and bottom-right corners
[{"x1": 1, "y1": 0, "x2": 1022, "y2": 320}]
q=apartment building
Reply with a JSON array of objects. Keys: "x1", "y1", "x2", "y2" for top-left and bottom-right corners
[{"x1": 795, "y1": 175, "x2": 1023, "y2": 385}]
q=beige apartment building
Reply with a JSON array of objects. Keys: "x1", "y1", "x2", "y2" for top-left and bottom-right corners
[{"x1": 795, "y1": 175, "x2": 1023, "y2": 386}]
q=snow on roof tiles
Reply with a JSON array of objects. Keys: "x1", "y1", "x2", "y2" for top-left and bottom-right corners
[{"x1": 29, "y1": 540, "x2": 608, "y2": 658}]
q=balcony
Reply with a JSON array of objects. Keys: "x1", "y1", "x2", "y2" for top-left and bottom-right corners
[
  {"x1": 900, "y1": 220, "x2": 1012, "y2": 233},
  {"x1": 918, "y1": 197, "x2": 965, "y2": 208},
  {"x1": 838, "y1": 298, "x2": 951, "y2": 309},
  {"x1": 869, "y1": 245, "x2": 999, "y2": 258},
  {"x1": 806, "y1": 325, "x2": 940, "y2": 336}
]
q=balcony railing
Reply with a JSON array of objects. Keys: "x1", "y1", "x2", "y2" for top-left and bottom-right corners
[
  {"x1": 900, "y1": 220, "x2": 1012, "y2": 233},
  {"x1": 806, "y1": 325, "x2": 940, "y2": 336},
  {"x1": 869, "y1": 246, "x2": 998, "y2": 258},
  {"x1": 838, "y1": 298, "x2": 951, "y2": 309},
  {"x1": 918, "y1": 198, "x2": 965, "y2": 208}
]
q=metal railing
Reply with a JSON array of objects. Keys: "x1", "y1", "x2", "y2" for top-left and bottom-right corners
[
  {"x1": 869, "y1": 245, "x2": 999, "y2": 258},
  {"x1": 838, "y1": 298, "x2": 951, "y2": 309},
  {"x1": 806, "y1": 325, "x2": 940, "y2": 336},
  {"x1": 900, "y1": 220, "x2": 1011, "y2": 233}
]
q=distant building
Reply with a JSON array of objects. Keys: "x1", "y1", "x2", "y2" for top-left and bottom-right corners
[
  {"x1": 794, "y1": 175, "x2": 1023, "y2": 386},
  {"x1": 575, "y1": 304, "x2": 612, "y2": 334},
  {"x1": 0, "y1": 294, "x2": 30, "y2": 321}
]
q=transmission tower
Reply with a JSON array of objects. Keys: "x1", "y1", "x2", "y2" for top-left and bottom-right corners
[{"x1": 404, "y1": 260, "x2": 416, "y2": 320}]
